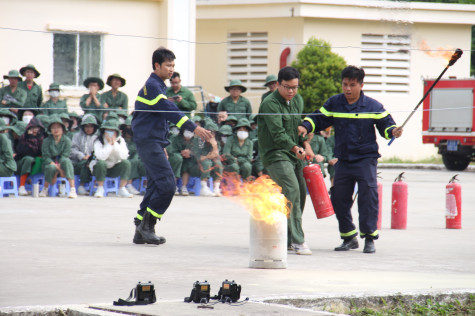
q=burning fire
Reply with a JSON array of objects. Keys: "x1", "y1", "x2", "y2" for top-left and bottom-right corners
[
  {"x1": 221, "y1": 173, "x2": 290, "y2": 225},
  {"x1": 420, "y1": 40, "x2": 455, "y2": 62}
]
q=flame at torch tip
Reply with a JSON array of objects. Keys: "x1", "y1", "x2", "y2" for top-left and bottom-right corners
[
  {"x1": 221, "y1": 173, "x2": 290, "y2": 225},
  {"x1": 420, "y1": 40, "x2": 456, "y2": 63}
]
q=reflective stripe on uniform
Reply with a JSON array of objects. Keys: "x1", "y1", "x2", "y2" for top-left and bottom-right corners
[
  {"x1": 137, "y1": 214, "x2": 143, "y2": 221},
  {"x1": 320, "y1": 107, "x2": 390, "y2": 119},
  {"x1": 360, "y1": 230, "x2": 379, "y2": 237},
  {"x1": 340, "y1": 229, "x2": 358, "y2": 238},
  {"x1": 176, "y1": 116, "x2": 189, "y2": 129},
  {"x1": 384, "y1": 125, "x2": 397, "y2": 140},
  {"x1": 304, "y1": 117, "x2": 315, "y2": 133},
  {"x1": 136, "y1": 93, "x2": 167, "y2": 106},
  {"x1": 147, "y1": 207, "x2": 163, "y2": 219}
]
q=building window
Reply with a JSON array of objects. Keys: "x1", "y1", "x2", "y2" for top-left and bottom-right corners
[
  {"x1": 361, "y1": 34, "x2": 410, "y2": 94},
  {"x1": 53, "y1": 33, "x2": 102, "y2": 87},
  {"x1": 227, "y1": 32, "x2": 268, "y2": 92}
]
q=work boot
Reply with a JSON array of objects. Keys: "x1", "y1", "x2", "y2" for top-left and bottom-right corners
[
  {"x1": 334, "y1": 237, "x2": 359, "y2": 251},
  {"x1": 133, "y1": 217, "x2": 146, "y2": 244},
  {"x1": 363, "y1": 238, "x2": 376, "y2": 253},
  {"x1": 137, "y1": 211, "x2": 166, "y2": 245}
]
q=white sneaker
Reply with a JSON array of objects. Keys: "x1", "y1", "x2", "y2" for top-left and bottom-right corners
[
  {"x1": 175, "y1": 186, "x2": 180, "y2": 195},
  {"x1": 39, "y1": 187, "x2": 48, "y2": 197},
  {"x1": 181, "y1": 186, "x2": 189, "y2": 196},
  {"x1": 94, "y1": 186, "x2": 105, "y2": 198},
  {"x1": 213, "y1": 181, "x2": 221, "y2": 197},
  {"x1": 118, "y1": 186, "x2": 133, "y2": 198},
  {"x1": 68, "y1": 187, "x2": 77, "y2": 199},
  {"x1": 291, "y1": 242, "x2": 312, "y2": 255},
  {"x1": 200, "y1": 181, "x2": 213, "y2": 196},
  {"x1": 126, "y1": 183, "x2": 140, "y2": 195},
  {"x1": 77, "y1": 185, "x2": 88, "y2": 195},
  {"x1": 18, "y1": 186, "x2": 28, "y2": 196}
]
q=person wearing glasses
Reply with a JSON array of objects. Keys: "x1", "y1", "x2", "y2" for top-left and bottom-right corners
[{"x1": 257, "y1": 66, "x2": 312, "y2": 256}]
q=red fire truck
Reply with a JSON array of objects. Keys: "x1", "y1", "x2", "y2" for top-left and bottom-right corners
[{"x1": 422, "y1": 78, "x2": 475, "y2": 171}]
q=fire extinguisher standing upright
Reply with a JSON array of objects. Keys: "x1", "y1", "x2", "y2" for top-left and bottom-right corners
[
  {"x1": 446, "y1": 174, "x2": 462, "y2": 229},
  {"x1": 391, "y1": 172, "x2": 408, "y2": 229},
  {"x1": 303, "y1": 162, "x2": 334, "y2": 219}
]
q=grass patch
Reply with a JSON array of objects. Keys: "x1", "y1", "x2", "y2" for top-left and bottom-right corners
[
  {"x1": 349, "y1": 295, "x2": 475, "y2": 316},
  {"x1": 380, "y1": 155, "x2": 443, "y2": 164}
]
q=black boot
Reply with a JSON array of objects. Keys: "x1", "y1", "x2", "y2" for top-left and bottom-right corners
[
  {"x1": 133, "y1": 218, "x2": 146, "y2": 244},
  {"x1": 334, "y1": 237, "x2": 359, "y2": 251},
  {"x1": 363, "y1": 238, "x2": 376, "y2": 253},
  {"x1": 137, "y1": 211, "x2": 166, "y2": 245}
]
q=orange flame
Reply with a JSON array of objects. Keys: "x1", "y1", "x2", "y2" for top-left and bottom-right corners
[
  {"x1": 221, "y1": 173, "x2": 290, "y2": 225},
  {"x1": 420, "y1": 40, "x2": 455, "y2": 63}
]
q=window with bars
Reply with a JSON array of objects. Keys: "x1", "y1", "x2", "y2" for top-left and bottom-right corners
[
  {"x1": 227, "y1": 32, "x2": 268, "y2": 92},
  {"x1": 361, "y1": 34, "x2": 410, "y2": 94},
  {"x1": 53, "y1": 33, "x2": 102, "y2": 87}
]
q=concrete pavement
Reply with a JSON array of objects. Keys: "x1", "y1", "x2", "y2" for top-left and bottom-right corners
[{"x1": 0, "y1": 167, "x2": 474, "y2": 315}]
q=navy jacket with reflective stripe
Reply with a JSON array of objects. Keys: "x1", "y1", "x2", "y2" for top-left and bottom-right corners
[
  {"x1": 132, "y1": 73, "x2": 196, "y2": 146},
  {"x1": 300, "y1": 92, "x2": 397, "y2": 161}
]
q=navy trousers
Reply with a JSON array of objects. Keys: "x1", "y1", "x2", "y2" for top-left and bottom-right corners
[
  {"x1": 136, "y1": 141, "x2": 176, "y2": 219},
  {"x1": 330, "y1": 157, "x2": 379, "y2": 240}
]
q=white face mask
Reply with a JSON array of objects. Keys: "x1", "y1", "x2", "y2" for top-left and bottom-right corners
[
  {"x1": 2, "y1": 117, "x2": 10, "y2": 125},
  {"x1": 237, "y1": 130, "x2": 249, "y2": 140},
  {"x1": 22, "y1": 116, "x2": 33, "y2": 124},
  {"x1": 105, "y1": 130, "x2": 116, "y2": 138},
  {"x1": 170, "y1": 127, "x2": 179, "y2": 136},
  {"x1": 183, "y1": 130, "x2": 194, "y2": 139},
  {"x1": 221, "y1": 136, "x2": 228, "y2": 144},
  {"x1": 49, "y1": 91, "x2": 60, "y2": 98}
]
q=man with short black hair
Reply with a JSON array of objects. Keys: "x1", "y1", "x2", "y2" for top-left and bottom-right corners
[
  {"x1": 257, "y1": 66, "x2": 312, "y2": 255},
  {"x1": 131, "y1": 47, "x2": 212, "y2": 245},
  {"x1": 298, "y1": 66, "x2": 403, "y2": 254},
  {"x1": 165, "y1": 72, "x2": 197, "y2": 117}
]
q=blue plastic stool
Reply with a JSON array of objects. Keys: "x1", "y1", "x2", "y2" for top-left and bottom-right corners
[
  {"x1": 25, "y1": 174, "x2": 45, "y2": 192},
  {"x1": 89, "y1": 176, "x2": 120, "y2": 197},
  {"x1": 187, "y1": 177, "x2": 202, "y2": 196},
  {"x1": 140, "y1": 176, "x2": 147, "y2": 194},
  {"x1": 48, "y1": 177, "x2": 71, "y2": 197},
  {"x1": 0, "y1": 176, "x2": 19, "y2": 198}
]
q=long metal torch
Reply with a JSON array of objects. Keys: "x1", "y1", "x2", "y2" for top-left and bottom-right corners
[{"x1": 388, "y1": 48, "x2": 463, "y2": 146}]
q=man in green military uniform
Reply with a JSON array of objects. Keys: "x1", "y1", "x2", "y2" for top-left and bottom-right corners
[
  {"x1": 1, "y1": 70, "x2": 27, "y2": 115},
  {"x1": 166, "y1": 72, "x2": 197, "y2": 117},
  {"x1": 196, "y1": 121, "x2": 223, "y2": 196},
  {"x1": 80, "y1": 77, "x2": 105, "y2": 123},
  {"x1": 18, "y1": 64, "x2": 43, "y2": 116},
  {"x1": 261, "y1": 74, "x2": 277, "y2": 102},
  {"x1": 222, "y1": 118, "x2": 253, "y2": 181},
  {"x1": 257, "y1": 66, "x2": 312, "y2": 255},
  {"x1": 41, "y1": 83, "x2": 68, "y2": 116},
  {"x1": 101, "y1": 74, "x2": 129, "y2": 111},
  {"x1": 218, "y1": 80, "x2": 252, "y2": 121},
  {"x1": 0, "y1": 119, "x2": 17, "y2": 177}
]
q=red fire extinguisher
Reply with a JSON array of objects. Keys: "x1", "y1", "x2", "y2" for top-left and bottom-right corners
[
  {"x1": 446, "y1": 174, "x2": 462, "y2": 229},
  {"x1": 391, "y1": 172, "x2": 408, "y2": 229},
  {"x1": 303, "y1": 163, "x2": 334, "y2": 219}
]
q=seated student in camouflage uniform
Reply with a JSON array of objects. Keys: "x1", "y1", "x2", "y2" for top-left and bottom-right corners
[
  {"x1": 101, "y1": 74, "x2": 128, "y2": 111},
  {"x1": 71, "y1": 114, "x2": 98, "y2": 195},
  {"x1": 80, "y1": 77, "x2": 105, "y2": 124},
  {"x1": 218, "y1": 80, "x2": 252, "y2": 121},
  {"x1": 18, "y1": 64, "x2": 43, "y2": 118},
  {"x1": 217, "y1": 124, "x2": 233, "y2": 154},
  {"x1": 120, "y1": 116, "x2": 143, "y2": 195},
  {"x1": 222, "y1": 118, "x2": 253, "y2": 181},
  {"x1": 59, "y1": 112, "x2": 74, "y2": 140},
  {"x1": 196, "y1": 121, "x2": 223, "y2": 197},
  {"x1": 14, "y1": 117, "x2": 45, "y2": 196},
  {"x1": 41, "y1": 83, "x2": 68, "y2": 116},
  {"x1": 89, "y1": 119, "x2": 132, "y2": 198},
  {"x1": 0, "y1": 70, "x2": 26, "y2": 115},
  {"x1": 39, "y1": 115, "x2": 77, "y2": 198},
  {"x1": 167, "y1": 127, "x2": 201, "y2": 196},
  {"x1": 306, "y1": 132, "x2": 331, "y2": 178},
  {"x1": 0, "y1": 119, "x2": 16, "y2": 177},
  {"x1": 223, "y1": 115, "x2": 237, "y2": 128},
  {"x1": 68, "y1": 112, "x2": 81, "y2": 134}
]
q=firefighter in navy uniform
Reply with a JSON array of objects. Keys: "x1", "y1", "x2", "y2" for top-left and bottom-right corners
[
  {"x1": 132, "y1": 47, "x2": 211, "y2": 245},
  {"x1": 298, "y1": 66, "x2": 403, "y2": 253}
]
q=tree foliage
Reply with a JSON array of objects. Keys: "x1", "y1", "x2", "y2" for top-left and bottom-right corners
[{"x1": 291, "y1": 37, "x2": 347, "y2": 114}]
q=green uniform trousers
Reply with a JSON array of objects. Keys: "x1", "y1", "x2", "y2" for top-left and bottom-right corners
[
  {"x1": 266, "y1": 160, "x2": 307, "y2": 246},
  {"x1": 0, "y1": 164, "x2": 14, "y2": 177},
  {"x1": 92, "y1": 160, "x2": 131, "y2": 182},
  {"x1": 16, "y1": 156, "x2": 35, "y2": 175},
  {"x1": 74, "y1": 160, "x2": 93, "y2": 184},
  {"x1": 43, "y1": 157, "x2": 74, "y2": 183},
  {"x1": 200, "y1": 158, "x2": 223, "y2": 181},
  {"x1": 168, "y1": 154, "x2": 200, "y2": 179}
]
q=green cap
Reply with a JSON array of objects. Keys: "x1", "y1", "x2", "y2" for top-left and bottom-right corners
[
  {"x1": 7, "y1": 121, "x2": 27, "y2": 136},
  {"x1": 116, "y1": 109, "x2": 128, "y2": 118},
  {"x1": 0, "y1": 109, "x2": 16, "y2": 120},
  {"x1": 0, "y1": 118, "x2": 7, "y2": 132},
  {"x1": 35, "y1": 114, "x2": 50, "y2": 128},
  {"x1": 264, "y1": 74, "x2": 277, "y2": 87},
  {"x1": 225, "y1": 79, "x2": 247, "y2": 93},
  {"x1": 48, "y1": 82, "x2": 61, "y2": 91},
  {"x1": 106, "y1": 73, "x2": 126, "y2": 87},
  {"x1": 206, "y1": 122, "x2": 219, "y2": 132},
  {"x1": 20, "y1": 64, "x2": 41, "y2": 78},
  {"x1": 235, "y1": 118, "x2": 252, "y2": 130},
  {"x1": 3, "y1": 70, "x2": 22, "y2": 81},
  {"x1": 218, "y1": 124, "x2": 233, "y2": 136},
  {"x1": 100, "y1": 119, "x2": 121, "y2": 133},
  {"x1": 225, "y1": 115, "x2": 238, "y2": 123},
  {"x1": 81, "y1": 115, "x2": 98, "y2": 126},
  {"x1": 47, "y1": 114, "x2": 67, "y2": 132},
  {"x1": 83, "y1": 77, "x2": 105, "y2": 90}
]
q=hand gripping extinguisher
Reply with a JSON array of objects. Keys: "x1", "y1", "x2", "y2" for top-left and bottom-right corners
[
  {"x1": 446, "y1": 174, "x2": 462, "y2": 229},
  {"x1": 391, "y1": 172, "x2": 408, "y2": 229},
  {"x1": 303, "y1": 160, "x2": 334, "y2": 219}
]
